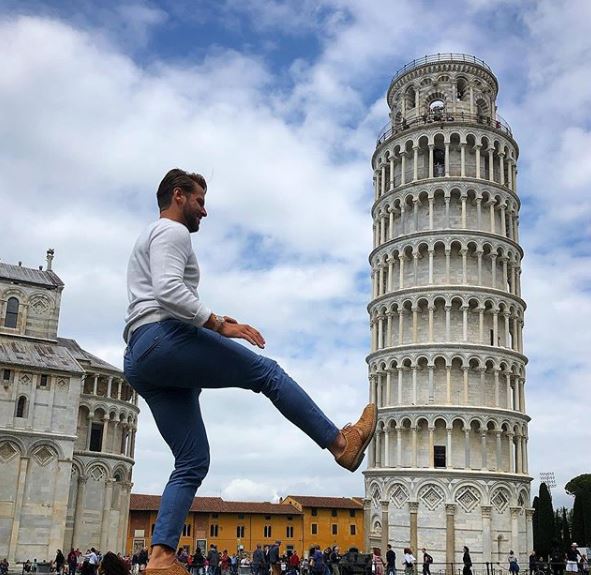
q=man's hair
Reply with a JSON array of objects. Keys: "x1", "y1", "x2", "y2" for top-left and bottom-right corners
[{"x1": 157, "y1": 168, "x2": 207, "y2": 210}]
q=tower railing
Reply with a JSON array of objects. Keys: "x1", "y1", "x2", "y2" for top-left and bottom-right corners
[
  {"x1": 389, "y1": 53, "x2": 493, "y2": 86},
  {"x1": 376, "y1": 111, "x2": 513, "y2": 145}
]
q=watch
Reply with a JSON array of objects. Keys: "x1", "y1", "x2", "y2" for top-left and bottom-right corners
[{"x1": 212, "y1": 314, "x2": 226, "y2": 332}]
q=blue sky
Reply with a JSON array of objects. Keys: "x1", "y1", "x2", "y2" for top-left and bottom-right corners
[{"x1": 0, "y1": 0, "x2": 590, "y2": 507}]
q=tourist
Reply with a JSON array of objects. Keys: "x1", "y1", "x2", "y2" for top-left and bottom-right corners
[
  {"x1": 269, "y1": 542, "x2": 281, "y2": 575},
  {"x1": 192, "y1": 548, "x2": 205, "y2": 575},
  {"x1": 122, "y1": 169, "x2": 377, "y2": 575},
  {"x1": 566, "y1": 544, "x2": 581, "y2": 573},
  {"x1": 529, "y1": 551, "x2": 537, "y2": 575},
  {"x1": 69, "y1": 549, "x2": 79, "y2": 575},
  {"x1": 252, "y1": 545, "x2": 265, "y2": 575},
  {"x1": 310, "y1": 546, "x2": 325, "y2": 575},
  {"x1": 56, "y1": 550, "x2": 66, "y2": 575},
  {"x1": 462, "y1": 548, "x2": 472, "y2": 575},
  {"x1": 288, "y1": 551, "x2": 300, "y2": 573},
  {"x1": 0, "y1": 559, "x2": 9, "y2": 575},
  {"x1": 207, "y1": 546, "x2": 219, "y2": 575},
  {"x1": 138, "y1": 549, "x2": 149, "y2": 573},
  {"x1": 372, "y1": 549, "x2": 385, "y2": 575},
  {"x1": 99, "y1": 552, "x2": 130, "y2": 575},
  {"x1": 508, "y1": 551, "x2": 519, "y2": 573},
  {"x1": 330, "y1": 547, "x2": 341, "y2": 575},
  {"x1": 580, "y1": 554, "x2": 589, "y2": 575},
  {"x1": 221, "y1": 551, "x2": 230, "y2": 575},
  {"x1": 421, "y1": 550, "x2": 432, "y2": 575},
  {"x1": 402, "y1": 549, "x2": 415, "y2": 575},
  {"x1": 386, "y1": 545, "x2": 396, "y2": 575},
  {"x1": 84, "y1": 549, "x2": 99, "y2": 575}
]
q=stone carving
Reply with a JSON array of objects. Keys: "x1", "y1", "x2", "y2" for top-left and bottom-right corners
[
  {"x1": 90, "y1": 466, "x2": 107, "y2": 481},
  {"x1": 0, "y1": 441, "x2": 19, "y2": 462},
  {"x1": 32, "y1": 445, "x2": 55, "y2": 466},
  {"x1": 419, "y1": 484, "x2": 445, "y2": 510},
  {"x1": 20, "y1": 373, "x2": 32, "y2": 384},
  {"x1": 30, "y1": 296, "x2": 50, "y2": 316},
  {"x1": 491, "y1": 488, "x2": 510, "y2": 513},
  {"x1": 390, "y1": 484, "x2": 410, "y2": 509},
  {"x1": 456, "y1": 486, "x2": 481, "y2": 513}
]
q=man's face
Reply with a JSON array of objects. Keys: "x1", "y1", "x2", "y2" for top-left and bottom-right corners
[{"x1": 179, "y1": 184, "x2": 207, "y2": 233}]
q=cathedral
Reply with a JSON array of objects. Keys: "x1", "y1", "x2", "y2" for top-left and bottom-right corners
[{"x1": 0, "y1": 251, "x2": 139, "y2": 563}]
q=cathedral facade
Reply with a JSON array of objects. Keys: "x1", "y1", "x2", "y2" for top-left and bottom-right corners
[
  {"x1": 0, "y1": 251, "x2": 139, "y2": 563},
  {"x1": 364, "y1": 54, "x2": 532, "y2": 567}
]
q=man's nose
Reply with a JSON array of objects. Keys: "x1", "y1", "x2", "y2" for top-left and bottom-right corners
[{"x1": 201, "y1": 207, "x2": 207, "y2": 217}]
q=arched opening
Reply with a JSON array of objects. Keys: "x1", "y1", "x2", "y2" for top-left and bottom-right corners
[
  {"x1": 5, "y1": 297, "x2": 19, "y2": 328},
  {"x1": 16, "y1": 395, "x2": 27, "y2": 418},
  {"x1": 456, "y1": 78, "x2": 468, "y2": 102}
]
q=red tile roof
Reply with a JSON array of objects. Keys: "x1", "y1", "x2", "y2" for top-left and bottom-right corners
[
  {"x1": 283, "y1": 496, "x2": 364, "y2": 509},
  {"x1": 130, "y1": 494, "x2": 301, "y2": 515}
]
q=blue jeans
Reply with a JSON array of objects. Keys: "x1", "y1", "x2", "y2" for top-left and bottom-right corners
[{"x1": 124, "y1": 319, "x2": 339, "y2": 550}]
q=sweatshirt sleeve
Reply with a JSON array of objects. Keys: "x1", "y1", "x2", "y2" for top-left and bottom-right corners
[{"x1": 149, "y1": 222, "x2": 212, "y2": 326}]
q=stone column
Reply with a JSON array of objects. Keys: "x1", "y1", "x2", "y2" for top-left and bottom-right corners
[
  {"x1": 510, "y1": 507, "x2": 521, "y2": 556},
  {"x1": 413, "y1": 146, "x2": 419, "y2": 181},
  {"x1": 409, "y1": 502, "x2": 419, "y2": 553},
  {"x1": 488, "y1": 148, "x2": 494, "y2": 181},
  {"x1": 464, "y1": 428, "x2": 471, "y2": 468},
  {"x1": 100, "y1": 479, "x2": 114, "y2": 552},
  {"x1": 363, "y1": 498, "x2": 372, "y2": 552},
  {"x1": 384, "y1": 426, "x2": 390, "y2": 467},
  {"x1": 525, "y1": 508, "x2": 535, "y2": 556},
  {"x1": 482, "y1": 506, "x2": 493, "y2": 562},
  {"x1": 86, "y1": 414, "x2": 94, "y2": 450},
  {"x1": 411, "y1": 426, "x2": 418, "y2": 467},
  {"x1": 481, "y1": 431, "x2": 488, "y2": 470},
  {"x1": 93, "y1": 374, "x2": 98, "y2": 395},
  {"x1": 428, "y1": 427, "x2": 435, "y2": 467},
  {"x1": 72, "y1": 476, "x2": 87, "y2": 550},
  {"x1": 102, "y1": 416, "x2": 110, "y2": 453},
  {"x1": 460, "y1": 143, "x2": 466, "y2": 177},
  {"x1": 445, "y1": 504, "x2": 456, "y2": 572},
  {"x1": 8, "y1": 456, "x2": 29, "y2": 563},
  {"x1": 119, "y1": 481, "x2": 133, "y2": 555},
  {"x1": 446, "y1": 426, "x2": 453, "y2": 469},
  {"x1": 428, "y1": 145, "x2": 434, "y2": 178},
  {"x1": 111, "y1": 421, "x2": 120, "y2": 453},
  {"x1": 400, "y1": 152, "x2": 407, "y2": 185},
  {"x1": 475, "y1": 145, "x2": 481, "y2": 179},
  {"x1": 381, "y1": 500, "x2": 390, "y2": 554},
  {"x1": 444, "y1": 142, "x2": 450, "y2": 176},
  {"x1": 495, "y1": 431, "x2": 502, "y2": 471},
  {"x1": 396, "y1": 427, "x2": 402, "y2": 467}
]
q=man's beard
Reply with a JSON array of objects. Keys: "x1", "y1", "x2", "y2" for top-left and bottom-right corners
[{"x1": 184, "y1": 206, "x2": 200, "y2": 232}]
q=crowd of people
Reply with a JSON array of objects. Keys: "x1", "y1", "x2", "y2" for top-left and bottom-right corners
[{"x1": 2, "y1": 541, "x2": 589, "y2": 575}]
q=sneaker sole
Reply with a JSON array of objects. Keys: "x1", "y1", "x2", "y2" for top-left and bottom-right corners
[{"x1": 348, "y1": 405, "x2": 378, "y2": 472}]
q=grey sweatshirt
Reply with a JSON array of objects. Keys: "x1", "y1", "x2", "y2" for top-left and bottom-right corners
[{"x1": 123, "y1": 218, "x2": 212, "y2": 342}]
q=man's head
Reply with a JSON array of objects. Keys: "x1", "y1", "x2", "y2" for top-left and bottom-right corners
[
  {"x1": 157, "y1": 168, "x2": 207, "y2": 233},
  {"x1": 387, "y1": 545, "x2": 392, "y2": 550}
]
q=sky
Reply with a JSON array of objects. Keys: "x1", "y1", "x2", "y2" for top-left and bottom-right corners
[{"x1": 0, "y1": 0, "x2": 590, "y2": 509}]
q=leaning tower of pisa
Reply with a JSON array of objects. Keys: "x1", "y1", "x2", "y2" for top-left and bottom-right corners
[{"x1": 363, "y1": 54, "x2": 532, "y2": 568}]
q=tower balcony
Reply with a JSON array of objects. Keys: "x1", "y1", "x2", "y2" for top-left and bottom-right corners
[{"x1": 377, "y1": 111, "x2": 513, "y2": 146}]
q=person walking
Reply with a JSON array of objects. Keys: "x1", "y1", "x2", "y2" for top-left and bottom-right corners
[
  {"x1": 385, "y1": 546, "x2": 396, "y2": 575},
  {"x1": 123, "y1": 169, "x2": 377, "y2": 575},
  {"x1": 566, "y1": 544, "x2": 581, "y2": 574},
  {"x1": 252, "y1": 546, "x2": 265, "y2": 575},
  {"x1": 421, "y1": 550, "x2": 432, "y2": 575},
  {"x1": 207, "y1": 546, "x2": 219, "y2": 575},
  {"x1": 56, "y1": 550, "x2": 66, "y2": 575},
  {"x1": 192, "y1": 549, "x2": 205, "y2": 575},
  {"x1": 372, "y1": 549, "x2": 385, "y2": 575},
  {"x1": 68, "y1": 549, "x2": 78, "y2": 575},
  {"x1": 508, "y1": 551, "x2": 519, "y2": 574},
  {"x1": 402, "y1": 549, "x2": 415, "y2": 575},
  {"x1": 329, "y1": 547, "x2": 341, "y2": 575},
  {"x1": 462, "y1": 547, "x2": 472, "y2": 575},
  {"x1": 269, "y1": 542, "x2": 281, "y2": 575}
]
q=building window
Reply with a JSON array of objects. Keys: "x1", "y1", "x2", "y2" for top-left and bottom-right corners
[
  {"x1": 490, "y1": 329, "x2": 494, "y2": 346},
  {"x1": 89, "y1": 423, "x2": 103, "y2": 452},
  {"x1": 182, "y1": 524, "x2": 191, "y2": 537},
  {"x1": 331, "y1": 509, "x2": 337, "y2": 517},
  {"x1": 350, "y1": 525, "x2": 356, "y2": 536},
  {"x1": 15, "y1": 395, "x2": 27, "y2": 418},
  {"x1": 210, "y1": 524, "x2": 219, "y2": 537},
  {"x1": 349, "y1": 510, "x2": 356, "y2": 518},
  {"x1": 434, "y1": 445, "x2": 446, "y2": 468},
  {"x1": 2, "y1": 369, "x2": 11, "y2": 381},
  {"x1": 311, "y1": 508, "x2": 317, "y2": 516},
  {"x1": 286, "y1": 526, "x2": 294, "y2": 538},
  {"x1": 311, "y1": 523, "x2": 318, "y2": 535},
  {"x1": 39, "y1": 374, "x2": 49, "y2": 388},
  {"x1": 331, "y1": 524, "x2": 338, "y2": 535},
  {"x1": 5, "y1": 297, "x2": 19, "y2": 328},
  {"x1": 237, "y1": 526, "x2": 245, "y2": 538},
  {"x1": 264, "y1": 525, "x2": 272, "y2": 538},
  {"x1": 238, "y1": 513, "x2": 245, "y2": 519}
]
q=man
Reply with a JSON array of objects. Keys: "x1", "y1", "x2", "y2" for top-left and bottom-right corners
[
  {"x1": 269, "y1": 542, "x2": 281, "y2": 575},
  {"x1": 421, "y1": 549, "x2": 432, "y2": 575},
  {"x1": 385, "y1": 545, "x2": 396, "y2": 575},
  {"x1": 252, "y1": 545, "x2": 265, "y2": 575},
  {"x1": 288, "y1": 550, "x2": 300, "y2": 573},
  {"x1": 207, "y1": 546, "x2": 219, "y2": 575},
  {"x1": 566, "y1": 543, "x2": 581, "y2": 573},
  {"x1": 123, "y1": 168, "x2": 377, "y2": 575},
  {"x1": 83, "y1": 549, "x2": 98, "y2": 575}
]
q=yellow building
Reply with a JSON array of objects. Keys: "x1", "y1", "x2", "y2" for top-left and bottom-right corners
[
  {"x1": 127, "y1": 494, "x2": 364, "y2": 557},
  {"x1": 280, "y1": 496, "x2": 364, "y2": 555}
]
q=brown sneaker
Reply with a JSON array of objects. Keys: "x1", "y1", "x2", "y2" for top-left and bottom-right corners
[
  {"x1": 335, "y1": 403, "x2": 377, "y2": 472},
  {"x1": 146, "y1": 562, "x2": 188, "y2": 575}
]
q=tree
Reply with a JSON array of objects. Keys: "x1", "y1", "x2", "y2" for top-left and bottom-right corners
[
  {"x1": 561, "y1": 507, "x2": 571, "y2": 550},
  {"x1": 533, "y1": 496, "x2": 540, "y2": 552},
  {"x1": 537, "y1": 483, "x2": 555, "y2": 558},
  {"x1": 566, "y1": 473, "x2": 591, "y2": 546}
]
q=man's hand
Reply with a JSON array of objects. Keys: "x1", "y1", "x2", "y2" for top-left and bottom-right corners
[{"x1": 218, "y1": 321, "x2": 266, "y2": 348}]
